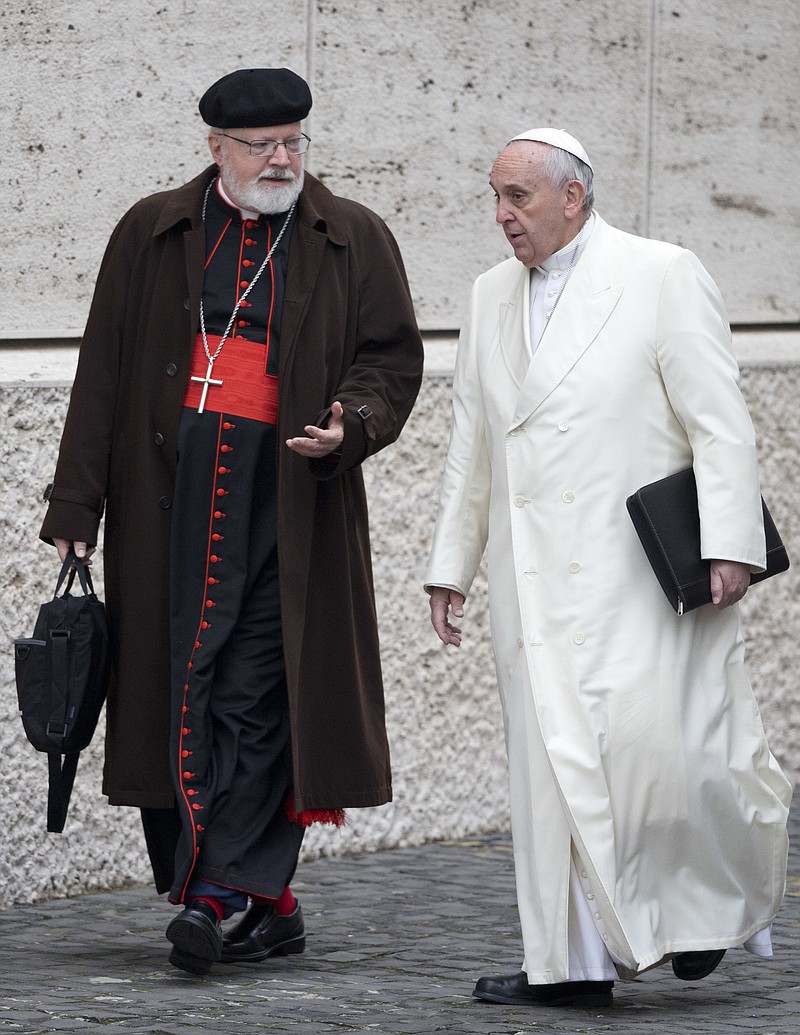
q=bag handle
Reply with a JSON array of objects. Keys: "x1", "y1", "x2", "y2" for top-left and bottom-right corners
[{"x1": 54, "y1": 549, "x2": 96, "y2": 599}]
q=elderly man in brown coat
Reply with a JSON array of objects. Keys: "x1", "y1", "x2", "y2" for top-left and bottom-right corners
[{"x1": 40, "y1": 67, "x2": 423, "y2": 975}]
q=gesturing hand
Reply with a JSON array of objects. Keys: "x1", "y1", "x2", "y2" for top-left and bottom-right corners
[{"x1": 286, "y1": 400, "x2": 345, "y2": 458}]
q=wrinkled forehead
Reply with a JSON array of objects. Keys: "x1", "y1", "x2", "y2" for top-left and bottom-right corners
[
  {"x1": 217, "y1": 122, "x2": 303, "y2": 139},
  {"x1": 490, "y1": 141, "x2": 551, "y2": 189}
]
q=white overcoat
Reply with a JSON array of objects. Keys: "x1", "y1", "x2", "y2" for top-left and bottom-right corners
[{"x1": 426, "y1": 216, "x2": 791, "y2": 982}]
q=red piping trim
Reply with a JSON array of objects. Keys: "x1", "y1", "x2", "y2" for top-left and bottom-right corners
[{"x1": 176, "y1": 412, "x2": 226, "y2": 902}]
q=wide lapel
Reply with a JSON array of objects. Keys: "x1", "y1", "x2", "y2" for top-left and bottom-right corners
[
  {"x1": 497, "y1": 264, "x2": 532, "y2": 390},
  {"x1": 510, "y1": 218, "x2": 623, "y2": 429},
  {"x1": 279, "y1": 175, "x2": 346, "y2": 378},
  {"x1": 280, "y1": 221, "x2": 327, "y2": 373}
]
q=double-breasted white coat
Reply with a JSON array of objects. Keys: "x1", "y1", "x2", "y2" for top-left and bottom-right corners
[{"x1": 426, "y1": 215, "x2": 791, "y2": 982}]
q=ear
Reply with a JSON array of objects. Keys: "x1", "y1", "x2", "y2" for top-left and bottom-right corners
[
  {"x1": 564, "y1": 179, "x2": 586, "y2": 217},
  {"x1": 208, "y1": 133, "x2": 223, "y2": 165}
]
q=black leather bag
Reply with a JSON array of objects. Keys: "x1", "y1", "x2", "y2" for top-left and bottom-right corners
[
  {"x1": 626, "y1": 467, "x2": 790, "y2": 615},
  {"x1": 14, "y1": 552, "x2": 111, "y2": 832}
]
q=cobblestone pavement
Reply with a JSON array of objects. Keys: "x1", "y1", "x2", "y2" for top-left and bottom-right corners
[{"x1": 1, "y1": 805, "x2": 797, "y2": 1035}]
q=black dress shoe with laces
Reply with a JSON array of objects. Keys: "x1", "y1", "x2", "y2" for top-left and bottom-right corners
[
  {"x1": 165, "y1": 900, "x2": 223, "y2": 976},
  {"x1": 221, "y1": 901, "x2": 306, "y2": 963},
  {"x1": 473, "y1": 971, "x2": 613, "y2": 1007},
  {"x1": 672, "y1": 949, "x2": 726, "y2": 980}
]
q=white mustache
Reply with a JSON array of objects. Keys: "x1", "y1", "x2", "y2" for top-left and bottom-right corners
[{"x1": 258, "y1": 170, "x2": 296, "y2": 182}]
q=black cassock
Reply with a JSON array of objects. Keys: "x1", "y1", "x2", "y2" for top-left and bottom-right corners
[{"x1": 142, "y1": 181, "x2": 305, "y2": 912}]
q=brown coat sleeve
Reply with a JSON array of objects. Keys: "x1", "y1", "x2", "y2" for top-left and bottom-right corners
[
  {"x1": 40, "y1": 205, "x2": 148, "y2": 546},
  {"x1": 308, "y1": 200, "x2": 423, "y2": 480}
]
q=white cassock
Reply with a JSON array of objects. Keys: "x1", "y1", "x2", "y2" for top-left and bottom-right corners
[{"x1": 426, "y1": 214, "x2": 791, "y2": 983}]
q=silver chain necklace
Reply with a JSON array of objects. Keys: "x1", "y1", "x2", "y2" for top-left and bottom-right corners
[{"x1": 191, "y1": 178, "x2": 296, "y2": 412}]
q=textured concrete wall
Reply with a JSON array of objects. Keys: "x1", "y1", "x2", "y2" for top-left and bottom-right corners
[
  {"x1": 0, "y1": 368, "x2": 507, "y2": 907},
  {"x1": 2, "y1": 0, "x2": 799, "y2": 906},
  {"x1": 1, "y1": 359, "x2": 798, "y2": 908},
  {"x1": 3, "y1": 0, "x2": 798, "y2": 335}
]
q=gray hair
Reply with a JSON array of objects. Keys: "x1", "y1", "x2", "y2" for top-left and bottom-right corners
[{"x1": 537, "y1": 145, "x2": 594, "y2": 214}]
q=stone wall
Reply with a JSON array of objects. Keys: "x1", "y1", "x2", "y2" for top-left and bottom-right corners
[{"x1": 1, "y1": 352, "x2": 798, "y2": 908}]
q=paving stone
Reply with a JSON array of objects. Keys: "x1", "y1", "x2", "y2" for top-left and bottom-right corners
[{"x1": 0, "y1": 803, "x2": 797, "y2": 1034}]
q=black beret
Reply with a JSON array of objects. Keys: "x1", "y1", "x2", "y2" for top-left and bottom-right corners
[{"x1": 199, "y1": 68, "x2": 312, "y2": 128}]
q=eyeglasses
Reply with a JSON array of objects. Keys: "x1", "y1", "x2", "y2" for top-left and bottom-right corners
[{"x1": 216, "y1": 132, "x2": 311, "y2": 157}]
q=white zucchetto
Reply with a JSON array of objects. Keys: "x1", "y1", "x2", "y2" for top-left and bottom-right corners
[{"x1": 509, "y1": 128, "x2": 593, "y2": 171}]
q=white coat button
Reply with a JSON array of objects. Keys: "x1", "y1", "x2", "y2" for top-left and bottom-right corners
[
  {"x1": 562, "y1": 490, "x2": 575, "y2": 503},
  {"x1": 587, "y1": 892, "x2": 595, "y2": 901},
  {"x1": 595, "y1": 912, "x2": 602, "y2": 920},
  {"x1": 558, "y1": 420, "x2": 569, "y2": 432},
  {"x1": 573, "y1": 632, "x2": 585, "y2": 645},
  {"x1": 568, "y1": 562, "x2": 581, "y2": 574},
  {"x1": 516, "y1": 637, "x2": 524, "y2": 648},
  {"x1": 514, "y1": 495, "x2": 528, "y2": 507},
  {"x1": 509, "y1": 428, "x2": 521, "y2": 437}
]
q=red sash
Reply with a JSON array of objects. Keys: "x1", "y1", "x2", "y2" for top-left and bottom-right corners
[{"x1": 183, "y1": 333, "x2": 278, "y2": 425}]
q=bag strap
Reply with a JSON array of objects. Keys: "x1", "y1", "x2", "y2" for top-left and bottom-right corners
[
  {"x1": 46, "y1": 627, "x2": 71, "y2": 749},
  {"x1": 43, "y1": 551, "x2": 96, "y2": 831},
  {"x1": 54, "y1": 550, "x2": 95, "y2": 599},
  {"x1": 47, "y1": 550, "x2": 95, "y2": 750},
  {"x1": 46, "y1": 751, "x2": 80, "y2": 833}
]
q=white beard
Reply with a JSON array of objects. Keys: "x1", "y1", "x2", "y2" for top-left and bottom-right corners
[{"x1": 220, "y1": 162, "x2": 304, "y2": 215}]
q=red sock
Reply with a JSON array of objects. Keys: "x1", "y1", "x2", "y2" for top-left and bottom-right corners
[
  {"x1": 194, "y1": 896, "x2": 224, "y2": 921},
  {"x1": 276, "y1": 886, "x2": 297, "y2": 916}
]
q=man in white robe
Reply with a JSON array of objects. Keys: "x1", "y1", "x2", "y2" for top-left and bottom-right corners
[{"x1": 425, "y1": 129, "x2": 791, "y2": 1009}]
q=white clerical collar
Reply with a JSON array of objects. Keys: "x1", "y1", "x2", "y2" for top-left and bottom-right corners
[
  {"x1": 537, "y1": 211, "x2": 596, "y2": 274},
  {"x1": 216, "y1": 177, "x2": 261, "y2": 222}
]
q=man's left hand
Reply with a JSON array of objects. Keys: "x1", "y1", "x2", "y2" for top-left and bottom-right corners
[
  {"x1": 710, "y1": 559, "x2": 751, "y2": 609},
  {"x1": 286, "y1": 400, "x2": 345, "y2": 458}
]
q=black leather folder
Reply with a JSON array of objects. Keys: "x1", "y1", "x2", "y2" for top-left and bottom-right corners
[{"x1": 626, "y1": 467, "x2": 789, "y2": 615}]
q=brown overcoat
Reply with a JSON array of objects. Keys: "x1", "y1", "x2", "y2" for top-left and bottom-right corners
[{"x1": 41, "y1": 166, "x2": 423, "y2": 812}]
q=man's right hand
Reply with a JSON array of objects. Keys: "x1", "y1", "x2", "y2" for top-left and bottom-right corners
[
  {"x1": 429, "y1": 587, "x2": 466, "y2": 647},
  {"x1": 53, "y1": 537, "x2": 95, "y2": 564}
]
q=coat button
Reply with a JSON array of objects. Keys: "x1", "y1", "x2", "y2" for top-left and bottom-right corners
[
  {"x1": 514, "y1": 495, "x2": 528, "y2": 507},
  {"x1": 516, "y1": 636, "x2": 524, "y2": 648},
  {"x1": 158, "y1": 495, "x2": 171, "y2": 509},
  {"x1": 183, "y1": 298, "x2": 191, "y2": 311},
  {"x1": 558, "y1": 420, "x2": 570, "y2": 432},
  {"x1": 573, "y1": 632, "x2": 585, "y2": 645},
  {"x1": 166, "y1": 363, "x2": 178, "y2": 376},
  {"x1": 568, "y1": 562, "x2": 581, "y2": 574},
  {"x1": 154, "y1": 432, "x2": 164, "y2": 446},
  {"x1": 562, "y1": 490, "x2": 575, "y2": 503}
]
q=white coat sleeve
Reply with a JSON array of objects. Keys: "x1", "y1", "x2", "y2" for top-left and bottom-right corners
[
  {"x1": 655, "y1": 249, "x2": 766, "y2": 570},
  {"x1": 424, "y1": 280, "x2": 492, "y2": 597}
]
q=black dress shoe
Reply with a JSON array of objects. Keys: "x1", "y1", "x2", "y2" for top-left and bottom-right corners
[
  {"x1": 473, "y1": 971, "x2": 613, "y2": 1008},
  {"x1": 672, "y1": 949, "x2": 726, "y2": 980},
  {"x1": 221, "y1": 901, "x2": 306, "y2": 963},
  {"x1": 165, "y1": 900, "x2": 223, "y2": 976}
]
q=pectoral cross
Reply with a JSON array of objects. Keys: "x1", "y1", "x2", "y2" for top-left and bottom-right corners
[{"x1": 191, "y1": 359, "x2": 223, "y2": 414}]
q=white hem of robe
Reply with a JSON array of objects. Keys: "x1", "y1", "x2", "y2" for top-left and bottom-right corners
[{"x1": 562, "y1": 854, "x2": 774, "y2": 982}]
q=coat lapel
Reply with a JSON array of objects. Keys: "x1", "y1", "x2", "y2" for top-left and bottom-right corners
[
  {"x1": 497, "y1": 268, "x2": 532, "y2": 389},
  {"x1": 280, "y1": 175, "x2": 347, "y2": 375},
  {"x1": 510, "y1": 219, "x2": 623, "y2": 429},
  {"x1": 281, "y1": 223, "x2": 327, "y2": 372}
]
